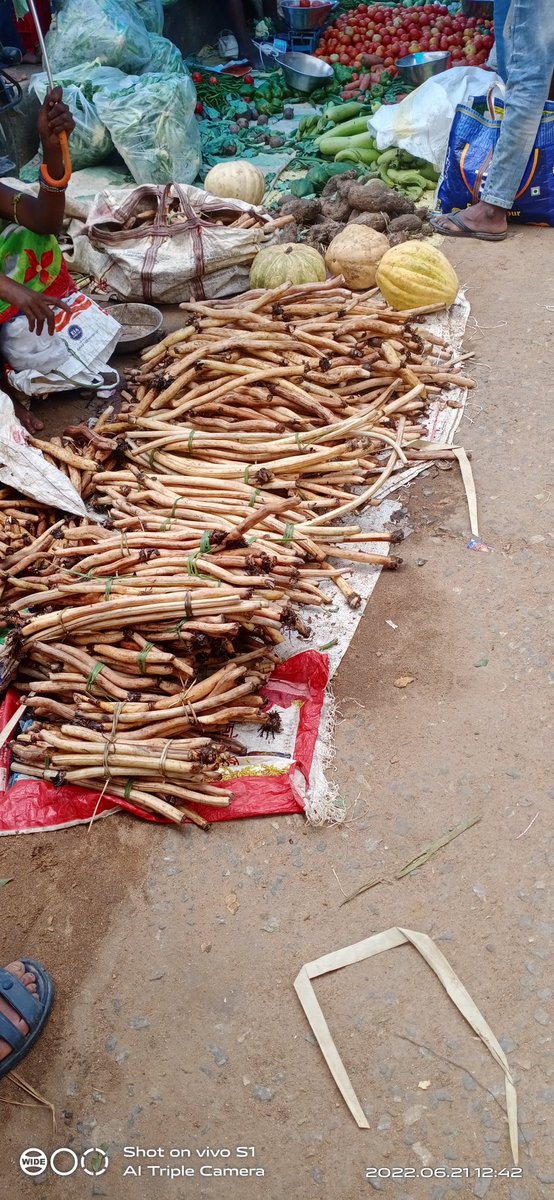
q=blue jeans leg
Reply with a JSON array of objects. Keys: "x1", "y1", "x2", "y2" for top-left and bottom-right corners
[
  {"x1": 493, "y1": 0, "x2": 512, "y2": 83},
  {"x1": 483, "y1": 0, "x2": 554, "y2": 209}
]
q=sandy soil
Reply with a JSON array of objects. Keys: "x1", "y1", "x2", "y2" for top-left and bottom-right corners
[{"x1": 1, "y1": 228, "x2": 553, "y2": 1200}]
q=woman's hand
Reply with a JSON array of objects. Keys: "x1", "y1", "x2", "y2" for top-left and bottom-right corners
[
  {"x1": 0, "y1": 278, "x2": 71, "y2": 335},
  {"x1": 38, "y1": 87, "x2": 75, "y2": 156}
]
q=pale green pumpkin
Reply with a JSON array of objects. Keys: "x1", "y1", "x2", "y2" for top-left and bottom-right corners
[
  {"x1": 250, "y1": 243, "x2": 326, "y2": 289},
  {"x1": 204, "y1": 161, "x2": 265, "y2": 206}
]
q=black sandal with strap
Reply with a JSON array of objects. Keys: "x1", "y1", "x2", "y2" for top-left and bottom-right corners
[{"x1": 430, "y1": 211, "x2": 507, "y2": 242}]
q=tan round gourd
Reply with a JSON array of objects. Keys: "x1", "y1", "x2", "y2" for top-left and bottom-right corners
[
  {"x1": 203, "y1": 161, "x2": 265, "y2": 206},
  {"x1": 249, "y1": 243, "x2": 326, "y2": 289},
  {"x1": 376, "y1": 242, "x2": 459, "y2": 310},
  {"x1": 324, "y1": 224, "x2": 389, "y2": 290}
]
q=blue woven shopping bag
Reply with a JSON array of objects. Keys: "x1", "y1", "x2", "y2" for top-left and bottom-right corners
[{"x1": 437, "y1": 91, "x2": 554, "y2": 225}]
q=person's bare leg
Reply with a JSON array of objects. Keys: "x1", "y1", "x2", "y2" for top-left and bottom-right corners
[
  {"x1": 263, "y1": 0, "x2": 279, "y2": 26},
  {"x1": 11, "y1": 395, "x2": 44, "y2": 433},
  {"x1": 225, "y1": 0, "x2": 256, "y2": 60},
  {"x1": 0, "y1": 962, "x2": 39, "y2": 1063}
]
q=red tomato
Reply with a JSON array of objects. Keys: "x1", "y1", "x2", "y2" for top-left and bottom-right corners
[{"x1": 318, "y1": 0, "x2": 489, "y2": 70}]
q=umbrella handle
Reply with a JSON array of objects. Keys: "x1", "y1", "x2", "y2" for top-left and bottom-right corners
[{"x1": 40, "y1": 131, "x2": 72, "y2": 188}]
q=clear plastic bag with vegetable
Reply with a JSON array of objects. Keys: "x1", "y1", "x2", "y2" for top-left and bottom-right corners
[
  {"x1": 30, "y1": 74, "x2": 113, "y2": 169},
  {"x1": 140, "y1": 34, "x2": 184, "y2": 76},
  {"x1": 131, "y1": 0, "x2": 163, "y2": 34},
  {"x1": 95, "y1": 72, "x2": 201, "y2": 185},
  {"x1": 45, "y1": 0, "x2": 152, "y2": 73},
  {"x1": 42, "y1": 62, "x2": 128, "y2": 101}
]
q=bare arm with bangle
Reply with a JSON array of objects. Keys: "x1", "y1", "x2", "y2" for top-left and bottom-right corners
[{"x1": 0, "y1": 86, "x2": 74, "y2": 334}]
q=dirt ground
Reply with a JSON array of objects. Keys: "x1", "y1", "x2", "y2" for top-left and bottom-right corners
[{"x1": 1, "y1": 230, "x2": 553, "y2": 1200}]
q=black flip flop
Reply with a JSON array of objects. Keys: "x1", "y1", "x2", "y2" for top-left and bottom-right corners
[
  {"x1": 430, "y1": 211, "x2": 507, "y2": 242},
  {"x1": 0, "y1": 959, "x2": 54, "y2": 1078}
]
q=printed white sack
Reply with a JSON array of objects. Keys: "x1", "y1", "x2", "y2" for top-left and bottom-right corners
[
  {"x1": 0, "y1": 393, "x2": 88, "y2": 515},
  {"x1": 1, "y1": 292, "x2": 121, "y2": 396},
  {"x1": 67, "y1": 183, "x2": 273, "y2": 303}
]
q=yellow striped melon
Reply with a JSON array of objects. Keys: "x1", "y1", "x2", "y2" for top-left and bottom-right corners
[
  {"x1": 375, "y1": 242, "x2": 459, "y2": 311},
  {"x1": 250, "y1": 243, "x2": 326, "y2": 289}
]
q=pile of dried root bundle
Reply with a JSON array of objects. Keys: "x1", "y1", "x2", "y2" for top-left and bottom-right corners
[{"x1": 3, "y1": 278, "x2": 472, "y2": 827}]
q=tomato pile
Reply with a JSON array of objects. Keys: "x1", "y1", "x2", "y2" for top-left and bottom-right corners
[{"x1": 315, "y1": 3, "x2": 494, "y2": 74}]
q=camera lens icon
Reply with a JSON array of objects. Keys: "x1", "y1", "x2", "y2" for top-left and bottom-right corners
[
  {"x1": 20, "y1": 1146, "x2": 109, "y2": 1178},
  {"x1": 19, "y1": 1148, "x2": 48, "y2": 1177},
  {"x1": 82, "y1": 1148, "x2": 109, "y2": 1176}
]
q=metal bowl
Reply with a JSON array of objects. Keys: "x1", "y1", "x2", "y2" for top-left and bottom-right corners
[
  {"x1": 395, "y1": 51, "x2": 450, "y2": 87},
  {"x1": 281, "y1": 1, "x2": 335, "y2": 32},
  {"x1": 104, "y1": 302, "x2": 163, "y2": 353},
  {"x1": 279, "y1": 52, "x2": 334, "y2": 94}
]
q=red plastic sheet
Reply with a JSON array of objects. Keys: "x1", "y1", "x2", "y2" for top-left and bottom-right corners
[{"x1": 0, "y1": 650, "x2": 328, "y2": 833}]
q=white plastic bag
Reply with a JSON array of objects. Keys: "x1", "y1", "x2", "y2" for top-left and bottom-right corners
[
  {"x1": 30, "y1": 75, "x2": 112, "y2": 169},
  {"x1": 140, "y1": 33, "x2": 184, "y2": 75},
  {"x1": 368, "y1": 66, "x2": 502, "y2": 171},
  {"x1": 45, "y1": 0, "x2": 151, "y2": 73},
  {"x1": 132, "y1": 0, "x2": 163, "y2": 33},
  {"x1": 0, "y1": 293, "x2": 121, "y2": 396},
  {"x1": 95, "y1": 72, "x2": 201, "y2": 184},
  {"x1": 30, "y1": 62, "x2": 127, "y2": 101}
]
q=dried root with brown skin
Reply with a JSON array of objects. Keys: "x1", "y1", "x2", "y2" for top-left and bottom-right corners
[
  {"x1": 347, "y1": 182, "x2": 415, "y2": 216},
  {"x1": 347, "y1": 211, "x2": 388, "y2": 232},
  {"x1": 3, "y1": 281, "x2": 472, "y2": 832}
]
